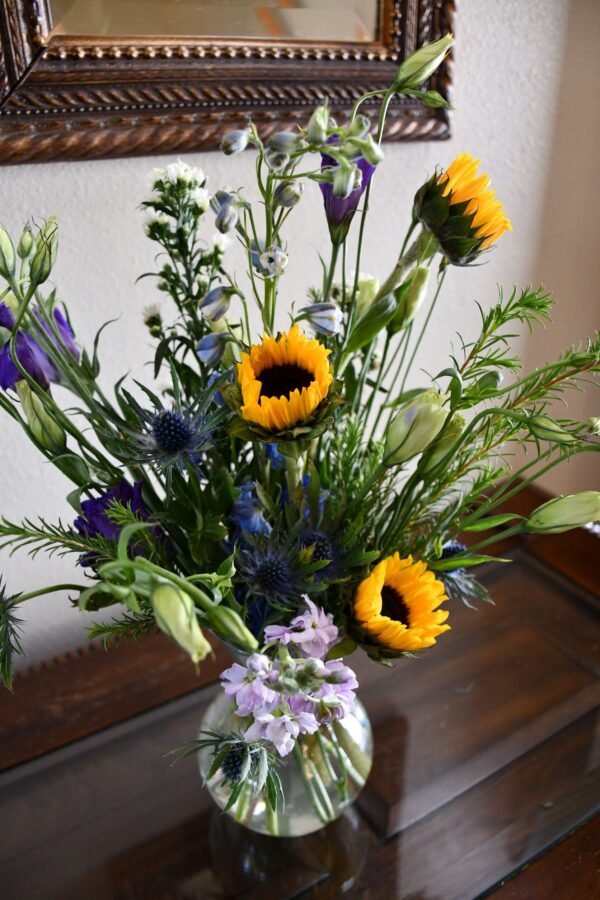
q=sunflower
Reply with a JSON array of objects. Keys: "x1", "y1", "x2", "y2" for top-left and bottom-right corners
[
  {"x1": 353, "y1": 553, "x2": 450, "y2": 653},
  {"x1": 237, "y1": 325, "x2": 333, "y2": 431},
  {"x1": 414, "y1": 152, "x2": 511, "y2": 265}
]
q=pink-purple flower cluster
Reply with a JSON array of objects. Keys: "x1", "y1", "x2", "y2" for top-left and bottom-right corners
[{"x1": 220, "y1": 598, "x2": 358, "y2": 756}]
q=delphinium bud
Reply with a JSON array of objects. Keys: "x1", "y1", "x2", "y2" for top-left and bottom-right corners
[
  {"x1": 220, "y1": 128, "x2": 250, "y2": 156},
  {"x1": 273, "y1": 181, "x2": 304, "y2": 209}
]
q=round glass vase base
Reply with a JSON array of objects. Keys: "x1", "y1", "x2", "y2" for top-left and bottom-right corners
[{"x1": 197, "y1": 691, "x2": 373, "y2": 838}]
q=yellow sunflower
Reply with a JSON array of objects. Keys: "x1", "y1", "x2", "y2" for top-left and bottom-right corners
[
  {"x1": 237, "y1": 325, "x2": 333, "y2": 431},
  {"x1": 353, "y1": 553, "x2": 450, "y2": 652},
  {"x1": 439, "y1": 152, "x2": 512, "y2": 249}
]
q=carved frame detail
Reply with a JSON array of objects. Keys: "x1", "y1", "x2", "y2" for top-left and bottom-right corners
[{"x1": 0, "y1": 0, "x2": 455, "y2": 164}]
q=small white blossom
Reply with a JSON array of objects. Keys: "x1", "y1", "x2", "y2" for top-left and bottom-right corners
[
  {"x1": 143, "y1": 210, "x2": 169, "y2": 236},
  {"x1": 211, "y1": 233, "x2": 229, "y2": 255},
  {"x1": 189, "y1": 186, "x2": 210, "y2": 212}
]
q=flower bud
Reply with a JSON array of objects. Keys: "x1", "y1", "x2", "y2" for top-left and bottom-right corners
[
  {"x1": 265, "y1": 149, "x2": 289, "y2": 171},
  {"x1": 220, "y1": 128, "x2": 250, "y2": 156},
  {"x1": 474, "y1": 370, "x2": 503, "y2": 394},
  {"x1": 273, "y1": 180, "x2": 304, "y2": 208},
  {"x1": 30, "y1": 217, "x2": 58, "y2": 287},
  {"x1": 215, "y1": 202, "x2": 238, "y2": 234},
  {"x1": 197, "y1": 332, "x2": 226, "y2": 367},
  {"x1": 333, "y1": 159, "x2": 360, "y2": 199},
  {"x1": 394, "y1": 34, "x2": 454, "y2": 89},
  {"x1": 421, "y1": 413, "x2": 465, "y2": 471},
  {"x1": 143, "y1": 304, "x2": 163, "y2": 338},
  {"x1": 300, "y1": 302, "x2": 343, "y2": 337},
  {"x1": 208, "y1": 603, "x2": 259, "y2": 652},
  {"x1": 347, "y1": 114, "x2": 371, "y2": 138},
  {"x1": 0, "y1": 225, "x2": 15, "y2": 279},
  {"x1": 17, "y1": 226, "x2": 34, "y2": 260},
  {"x1": 528, "y1": 415, "x2": 578, "y2": 444},
  {"x1": 585, "y1": 417, "x2": 600, "y2": 435},
  {"x1": 389, "y1": 266, "x2": 430, "y2": 333},
  {"x1": 385, "y1": 389, "x2": 447, "y2": 465},
  {"x1": 259, "y1": 246, "x2": 288, "y2": 278},
  {"x1": 198, "y1": 285, "x2": 236, "y2": 322},
  {"x1": 307, "y1": 104, "x2": 329, "y2": 143},
  {"x1": 351, "y1": 273, "x2": 380, "y2": 317},
  {"x1": 210, "y1": 189, "x2": 235, "y2": 215},
  {"x1": 16, "y1": 381, "x2": 66, "y2": 453},
  {"x1": 267, "y1": 131, "x2": 300, "y2": 154},
  {"x1": 152, "y1": 584, "x2": 212, "y2": 664},
  {"x1": 525, "y1": 492, "x2": 600, "y2": 534},
  {"x1": 347, "y1": 135, "x2": 384, "y2": 166}
]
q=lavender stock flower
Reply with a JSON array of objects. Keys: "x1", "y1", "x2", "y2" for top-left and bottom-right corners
[
  {"x1": 319, "y1": 144, "x2": 377, "y2": 245},
  {"x1": 221, "y1": 653, "x2": 279, "y2": 716},
  {"x1": 264, "y1": 597, "x2": 338, "y2": 659},
  {"x1": 244, "y1": 709, "x2": 319, "y2": 757}
]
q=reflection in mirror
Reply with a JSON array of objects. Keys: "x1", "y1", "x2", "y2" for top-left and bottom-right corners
[{"x1": 49, "y1": 0, "x2": 380, "y2": 42}]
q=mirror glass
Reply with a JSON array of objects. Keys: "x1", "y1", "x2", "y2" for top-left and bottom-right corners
[{"x1": 49, "y1": 1, "x2": 380, "y2": 42}]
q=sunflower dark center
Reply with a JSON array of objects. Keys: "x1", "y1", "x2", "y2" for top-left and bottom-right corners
[
  {"x1": 151, "y1": 410, "x2": 194, "y2": 452},
  {"x1": 380, "y1": 585, "x2": 411, "y2": 626},
  {"x1": 255, "y1": 554, "x2": 290, "y2": 592},
  {"x1": 259, "y1": 364, "x2": 313, "y2": 399}
]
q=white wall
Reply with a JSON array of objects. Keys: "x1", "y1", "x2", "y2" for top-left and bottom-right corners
[{"x1": 2, "y1": 0, "x2": 595, "y2": 667}]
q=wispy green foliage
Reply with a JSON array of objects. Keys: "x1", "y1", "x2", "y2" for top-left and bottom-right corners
[{"x1": 0, "y1": 580, "x2": 24, "y2": 690}]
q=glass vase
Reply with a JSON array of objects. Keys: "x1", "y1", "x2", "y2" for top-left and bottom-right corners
[{"x1": 197, "y1": 688, "x2": 373, "y2": 837}]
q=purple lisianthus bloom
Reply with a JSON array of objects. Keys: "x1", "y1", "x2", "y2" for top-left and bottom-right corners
[
  {"x1": 230, "y1": 482, "x2": 272, "y2": 536},
  {"x1": 221, "y1": 653, "x2": 279, "y2": 717},
  {"x1": 74, "y1": 480, "x2": 149, "y2": 543},
  {"x1": 0, "y1": 302, "x2": 57, "y2": 391},
  {"x1": 319, "y1": 140, "x2": 377, "y2": 245},
  {"x1": 245, "y1": 709, "x2": 319, "y2": 757},
  {"x1": 39, "y1": 308, "x2": 79, "y2": 361},
  {"x1": 264, "y1": 596, "x2": 338, "y2": 659}
]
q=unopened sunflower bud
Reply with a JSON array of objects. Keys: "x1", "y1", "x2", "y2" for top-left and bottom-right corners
[
  {"x1": 209, "y1": 604, "x2": 259, "y2": 652},
  {"x1": 30, "y1": 217, "x2": 58, "y2": 287},
  {"x1": 17, "y1": 226, "x2": 34, "y2": 260},
  {"x1": 273, "y1": 180, "x2": 304, "y2": 208},
  {"x1": 220, "y1": 128, "x2": 250, "y2": 156},
  {"x1": 347, "y1": 135, "x2": 384, "y2": 166},
  {"x1": 152, "y1": 584, "x2": 211, "y2": 664},
  {"x1": 0, "y1": 225, "x2": 15, "y2": 279},
  {"x1": 385, "y1": 389, "x2": 447, "y2": 465},
  {"x1": 215, "y1": 202, "x2": 238, "y2": 234},
  {"x1": 307, "y1": 103, "x2": 329, "y2": 143},
  {"x1": 525, "y1": 492, "x2": 600, "y2": 534},
  {"x1": 528, "y1": 415, "x2": 578, "y2": 444},
  {"x1": 389, "y1": 266, "x2": 430, "y2": 333},
  {"x1": 347, "y1": 114, "x2": 371, "y2": 139},
  {"x1": 421, "y1": 413, "x2": 465, "y2": 471},
  {"x1": 395, "y1": 34, "x2": 454, "y2": 89},
  {"x1": 16, "y1": 381, "x2": 66, "y2": 453}
]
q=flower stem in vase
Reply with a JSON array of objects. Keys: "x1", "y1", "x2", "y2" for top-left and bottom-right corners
[
  {"x1": 331, "y1": 720, "x2": 372, "y2": 782},
  {"x1": 293, "y1": 739, "x2": 333, "y2": 824}
]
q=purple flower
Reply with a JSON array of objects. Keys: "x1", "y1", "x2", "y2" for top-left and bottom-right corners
[
  {"x1": 0, "y1": 303, "x2": 78, "y2": 391},
  {"x1": 264, "y1": 597, "x2": 338, "y2": 658},
  {"x1": 245, "y1": 709, "x2": 319, "y2": 756},
  {"x1": 0, "y1": 303, "x2": 57, "y2": 391},
  {"x1": 230, "y1": 482, "x2": 271, "y2": 536},
  {"x1": 319, "y1": 143, "x2": 377, "y2": 244},
  {"x1": 74, "y1": 480, "x2": 149, "y2": 543},
  {"x1": 221, "y1": 653, "x2": 279, "y2": 716}
]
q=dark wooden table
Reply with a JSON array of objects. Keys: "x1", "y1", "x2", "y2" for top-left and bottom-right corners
[{"x1": 1, "y1": 516, "x2": 599, "y2": 898}]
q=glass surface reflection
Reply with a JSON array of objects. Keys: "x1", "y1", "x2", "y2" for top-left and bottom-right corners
[{"x1": 49, "y1": 1, "x2": 380, "y2": 42}]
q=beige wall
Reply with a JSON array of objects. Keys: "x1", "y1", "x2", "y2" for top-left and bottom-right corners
[{"x1": 1, "y1": 0, "x2": 596, "y2": 665}]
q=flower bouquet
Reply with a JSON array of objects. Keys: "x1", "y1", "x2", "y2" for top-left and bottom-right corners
[{"x1": 1, "y1": 35, "x2": 599, "y2": 837}]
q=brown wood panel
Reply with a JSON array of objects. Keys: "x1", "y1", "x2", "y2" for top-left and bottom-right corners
[
  {"x1": 0, "y1": 631, "x2": 231, "y2": 770},
  {"x1": 492, "y1": 816, "x2": 600, "y2": 900}
]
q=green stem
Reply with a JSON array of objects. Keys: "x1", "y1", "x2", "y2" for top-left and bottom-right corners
[
  {"x1": 331, "y1": 720, "x2": 372, "y2": 782},
  {"x1": 399, "y1": 265, "x2": 447, "y2": 396},
  {"x1": 293, "y1": 741, "x2": 329, "y2": 824},
  {"x1": 15, "y1": 583, "x2": 88, "y2": 604}
]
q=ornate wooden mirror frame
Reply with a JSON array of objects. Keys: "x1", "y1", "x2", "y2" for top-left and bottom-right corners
[{"x1": 0, "y1": 0, "x2": 454, "y2": 165}]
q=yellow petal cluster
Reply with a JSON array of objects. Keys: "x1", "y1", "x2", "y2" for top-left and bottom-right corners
[
  {"x1": 353, "y1": 553, "x2": 450, "y2": 652},
  {"x1": 440, "y1": 152, "x2": 512, "y2": 249},
  {"x1": 237, "y1": 325, "x2": 333, "y2": 431}
]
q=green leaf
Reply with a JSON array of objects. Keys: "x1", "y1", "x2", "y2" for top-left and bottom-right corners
[
  {"x1": 463, "y1": 514, "x2": 522, "y2": 532},
  {"x1": 206, "y1": 747, "x2": 229, "y2": 783},
  {"x1": 429, "y1": 554, "x2": 512, "y2": 572},
  {"x1": 384, "y1": 386, "x2": 428, "y2": 409},
  {"x1": 53, "y1": 453, "x2": 90, "y2": 486},
  {"x1": 326, "y1": 635, "x2": 357, "y2": 660}
]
